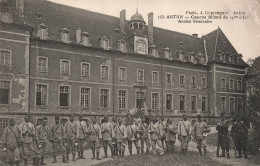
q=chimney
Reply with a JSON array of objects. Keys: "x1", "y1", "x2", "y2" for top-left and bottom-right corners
[
  {"x1": 120, "y1": 9, "x2": 126, "y2": 33},
  {"x1": 192, "y1": 33, "x2": 198, "y2": 37},
  {"x1": 148, "y1": 12, "x2": 154, "y2": 43},
  {"x1": 76, "y1": 28, "x2": 81, "y2": 43},
  {"x1": 16, "y1": 0, "x2": 24, "y2": 17}
]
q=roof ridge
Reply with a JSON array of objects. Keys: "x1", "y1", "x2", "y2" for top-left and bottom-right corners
[{"x1": 213, "y1": 27, "x2": 220, "y2": 61}]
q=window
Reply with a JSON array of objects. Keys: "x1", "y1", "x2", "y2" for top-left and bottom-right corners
[
  {"x1": 179, "y1": 75, "x2": 185, "y2": 85},
  {"x1": 61, "y1": 32, "x2": 70, "y2": 43},
  {"x1": 136, "y1": 92, "x2": 145, "y2": 109},
  {"x1": 101, "y1": 39, "x2": 109, "y2": 50},
  {"x1": 202, "y1": 97, "x2": 206, "y2": 112},
  {"x1": 229, "y1": 79, "x2": 234, "y2": 90},
  {"x1": 119, "y1": 67, "x2": 127, "y2": 81},
  {"x1": 191, "y1": 96, "x2": 197, "y2": 112},
  {"x1": 82, "y1": 35, "x2": 90, "y2": 46},
  {"x1": 0, "y1": 118, "x2": 9, "y2": 136},
  {"x1": 80, "y1": 87, "x2": 90, "y2": 108},
  {"x1": 237, "y1": 98, "x2": 243, "y2": 113},
  {"x1": 166, "y1": 73, "x2": 172, "y2": 84},
  {"x1": 81, "y1": 63, "x2": 90, "y2": 78},
  {"x1": 0, "y1": 50, "x2": 11, "y2": 66},
  {"x1": 201, "y1": 77, "x2": 206, "y2": 88},
  {"x1": 221, "y1": 97, "x2": 226, "y2": 113},
  {"x1": 190, "y1": 55, "x2": 195, "y2": 63},
  {"x1": 152, "y1": 71, "x2": 159, "y2": 83},
  {"x1": 60, "y1": 60, "x2": 70, "y2": 75},
  {"x1": 220, "y1": 54, "x2": 225, "y2": 62},
  {"x1": 37, "y1": 57, "x2": 48, "y2": 72},
  {"x1": 137, "y1": 70, "x2": 144, "y2": 82},
  {"x1": 237, "y1": 57, "x2": 241, "y2": 65},
  {"x1": 166, "y1": 94, "x2": 172, "y2": 111},
  {"x1": 164, "y1": 48, "x2": 171, "y2": 59},
  {"x1": 101, "y1": 65, "x2": 109, "y2": 80},
  {"x1": 36, "y1": 84, "x2": 47, "y2": 107},
  {"x1": 100, "y1": 89, "x2": 109, "y2": 108},
  {"x1": 221, "y1": 78, "x2": 226, "y2": 90},
  {"x1": 179, "y1": 53, "x2": 184, "y2": 61},
  {"x1": 237, "y1": 80, "x2": 242, "y2": 90},
  {"x1": 136, "y1": 39, "x2": 146, "y2": 54},
  {"x1": 180, "y1": 95, "x2": 185, "y2": 111},
  {"x1": 151, "y1": 93, "x2": 159, "y2": 110},
  {"x1": 191, "y1": 76, "x2": 196, "y2": 87},
  {"x1": 118, "y1": 42, "x2": 126, "y2": 53},
  {"x1": 118, "y1": 90, "x2": 127, "y2": 109},
  {"x1": 151, "y1": 47, "x2": 158, "y2": 57},
  {"x1": 37, "y1": 23, "x2": 48, "y2": 40},
  {"x1": 59, "y1": 86, "x2": 70, "y2": 107},
  {"x1": 230, "y1": 98, "x2": 235, "y2": 115},
  {"x1": 229, "y1": 55, "x2": 233, "y2": 63},
  {"x1": 0, "y1": 81, "x2": 10, "y2": 105}
]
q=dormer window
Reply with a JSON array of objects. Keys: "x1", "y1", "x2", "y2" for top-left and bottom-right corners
[
  {"x1": 219, "y1": 53, "x2": 225, "y2": 62},
  {"x1": 117, "y1": 40, "x2": 127, "y2": 53},
  {"x1": 190, "y1": 55, "x2": 195, "y2": 63},
  {"x1": 99, "y1": 37, "x2": 110, "y2": 50},
  {"x1": 60, "y1": 28, "x2": 70, "y2": 43},
  {"x1": 36, "y1": 12, "x2": 42, "y2": 20},
  {"x1": 37, "y1": 23, "x2": 48, "y2": 40},
  {"x1": 150, "y1": 45, "x2": 158, "y2": 58},
  {"x1": 163, "y1": 48, "x2": 171, "y2": 59},
  {"x1": 229, "y1": 55, "x2": 234, "y2": 63},
  {"x1": 81, "y1": 32, "x2": 91, "y2": 47},
  {"x1": 178, "y1": 52, "x2": 184, "y2": 61},
  {"x1": 135, "y1": 39, "x2": 147, "y2": 54}
]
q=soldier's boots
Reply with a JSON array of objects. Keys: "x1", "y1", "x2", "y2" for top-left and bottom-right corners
[
  {"x1": 204, "y1": 149, "x2": 207, "y2": 155},
  {"x1": 198, "y1": 148, "x2": 202, "y2": 156},
  {"x1": 236, "y1": 151, "x2": 242, "y2": 158},
  {"x1": 72, "y1": 153, "x2": 76, "y2": 162},
  {"x1": 52, "y1": 155, "x2": 57, "y2": 163},
  {"x1": 91, "y1": 149, "x2": 95, "y2": 159},
  {"x1": 62, "y1": 155, "x2": 69, "y2": 163},
  {"x1": 122, "y1": 151, "x2": 124, "y2": 157},
  {"x1": 220, "y1": 149, "x2": 226, "y2": 157},
  {"x1": 40, "y1": 157, "x2": 46, "y2": 165},
  {"x1": 81, "y1": 152, "x2": 86, "y2": 159},
  {"x1": 24, "y1": 159, "x2": 28, "y2": 166},
  {"x1": 36, "y1": 158, "x2": 41, "y2": 166},
  {"x1": 66, "y1": 154, "x2": 69, "y2": 161},
  {"x1": 32, "y1": 157, "x2": 36, "y2": 166},
  {"x1": 141, "y1": 150, "x2": 144, "y2": 154},
  {"x1": 137, "y1": 150, "x2": 140, "y2": 155},
  {"x1": 129, "y1": 150, "x2": 132, "y2": 156},
  {"x1": 216, "y1": 147, "x2": 220, "y2": 157},
  {"x1": 96, "y1": 152, "x2": 101, "y2": 160},
  {"x1": 226, "y1": 153, "x2": 230, "y2": 159},
  {"x1": 146, "y1": 149, "x2": 149, "y2": 154},
  {"x1": 77, "y1": 152, "x2": 81, "y2": 159},
  {"x1": 103, "y1": 148, "x2": 108, "y2": 158}
]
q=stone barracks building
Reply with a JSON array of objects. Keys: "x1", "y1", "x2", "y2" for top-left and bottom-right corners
[{"x1": 0, "y1": 0, "x2": 248, "y2": 129}]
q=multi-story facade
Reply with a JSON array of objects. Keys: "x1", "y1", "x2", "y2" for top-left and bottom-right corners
[{"x1": 0, "y1": 0, "x2": 248, "y2": 129}]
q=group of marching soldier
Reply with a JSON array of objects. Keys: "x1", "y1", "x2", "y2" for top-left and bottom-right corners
[{"x1": 1, "y1": 112, "x2": 249, "y2": 166}]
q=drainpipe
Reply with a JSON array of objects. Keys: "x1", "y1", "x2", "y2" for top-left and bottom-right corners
[{"x1": 160, "y1": 59, "x2": 164, "y2": 115}]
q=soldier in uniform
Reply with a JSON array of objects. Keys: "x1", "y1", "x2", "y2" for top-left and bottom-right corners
[
  {"x1": 126, "y1": 119, "x2": 141, "y2": 155},
  {"x1": 192, "y1": 115, "x2": 211, "y2": 156},
  {"x1": 158, "y1": 115, "x2": 166, "y2": 150},
  {"x1": 139, "y1": 117, "x2": 151, "y2": 154},
  {"x1": 76, "y1": 115, "x2": 88, "y2": 159},
  {"x1": 216, "y1": 112, "x2": 230, "y2": 159},
  {"x1": 64, "y1": 114, "x2": 79, "y2": 162},
  {"x1": 231, "y1": 114, "x2": 242, "y2": 158},
  {"x1": 49, "y1": 116, "x2": 68, "y2": 163},
  {"x1": 88, "y1": 117, "x2": 102, "y2": 160},
  {"x1": 178, "y1": 114, "x2": 191, "y2": 155},
  {"x1": 239, "y1": 117, "x2": 249, "y2": 159},
  {"x1": 19, "y1": 115, "x2": 36, "y2": 166},
  {"x1": 101, "y1": 115, "x2": 115, "y2": 158},
  {"x1": 1, "y1": 119, "x2": 23, "y2": 166},
  {"x1": 165, "y1": 119, "x2": 178, "y2": 153},
  {"x1": 35, "y1": 117, "x2": 49, "y2": 165},
  {"x1": 114, "y1": 118, "x2": 127, "y2": 157},
  {"x1": 111, "y1": 116, "x2": 118, "y2": 157},
  {"x1": 148, "y1": 117, "x2": 164, "y2": 155}
]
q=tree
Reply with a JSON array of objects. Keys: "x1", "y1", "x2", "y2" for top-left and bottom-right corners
[{"x1": 246, "y1": 58, "x2": 255, "y2": 66}]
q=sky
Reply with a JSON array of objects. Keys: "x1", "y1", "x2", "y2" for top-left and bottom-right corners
[{"x1": 49, "y1": 0, "x2": 260, "y2": 61}]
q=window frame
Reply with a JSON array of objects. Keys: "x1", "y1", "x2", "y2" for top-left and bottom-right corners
[
  {"x1": 79, "y1": 86, "x2": 91, "y2": 108},
  {"x1": 119, "y1": 67, "x2": 127, "y2": 81},
  {"x1": 229, "y1": 97, "x2": 235, "y2": 115},
  {"x1": 201, "y1": 77, "x2": 207, "y2": 88},
  {"x1": 137, "y1": 69, "x2": 144, "y2": 83},
  {"x1": 61, "y1": 32, "x2": 70, "y2": 43},
  {"x1": 179, "y1": 74, "x2": 185, "y2": 85},
  {"x1": 179, "y1": 94, "x2": 185, "y2": 111},
  {"x1": 0, "y1": 49, "x2": 12, "y2": 67},
  {"x1": 165, "y1": 93, "x2": 173, "y2": 111},
  {"x1": 237, "y1": 80, "x2": 242, "y2": 90},
  {"x1": 0, "y1": 80, "x2": 11, "y2": 105},
  {"x1": 58, "y1": 85, "x2": 71, "y2": 107},
  {"x1": 220, "y1": 96, "x2": 226, "y2": 113},
  {"x1": 99, "y1": 88, "x2": 110, "y2": 109},
  {"x1": 102, "y1": 39, "x2": 110, "y2": 50},
  {"x1": 191, "y1": 76, "x2": 196, "y2": 87},
  {"x1": 152, "y1": 71, "x2": 159, "y2": 83},
  {"x1": 151, "y1": 92, "x2": 159, "y2": 110},
  {"x1": 118, "y1": 89, "x2": 128, "y2": 110},
  {"x1": 35, "y1": 83, "x2": 48, "y2": 107},
  {"x1": 229, "y1": 79, "x2": 234, "y2": 90},
  {"x1": 37, "y1": 56, "x2": 48, "y2": 72},
  {"x1": 165, "y1": 72, "x2": 172, "y2": 84},
  {"x1": 60, "y1": 59, "x2": 71, "y2": 75},
  {"x1": 221, "y1": 77, "x2": 226, "y2": 91},
  {"x1": 81, "y1": 62, "x2": 90, "y2": 78},
  {"x1": 190, "y1": 95, "x2": 197, "y2": 112},
  {"x1": 201, "y1": 96, "x2": 207, "y2": 112},
  {"x1": 82, "y1": 35, "x2": 90, "y2": 47},
  {"x1": 100, "y1": 64, "x2": 109, "y2": 80}
]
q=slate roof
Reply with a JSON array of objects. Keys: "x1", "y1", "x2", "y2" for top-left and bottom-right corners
[{"x1": 8, "y1": 0, "x2": 246, "y2": 67}]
